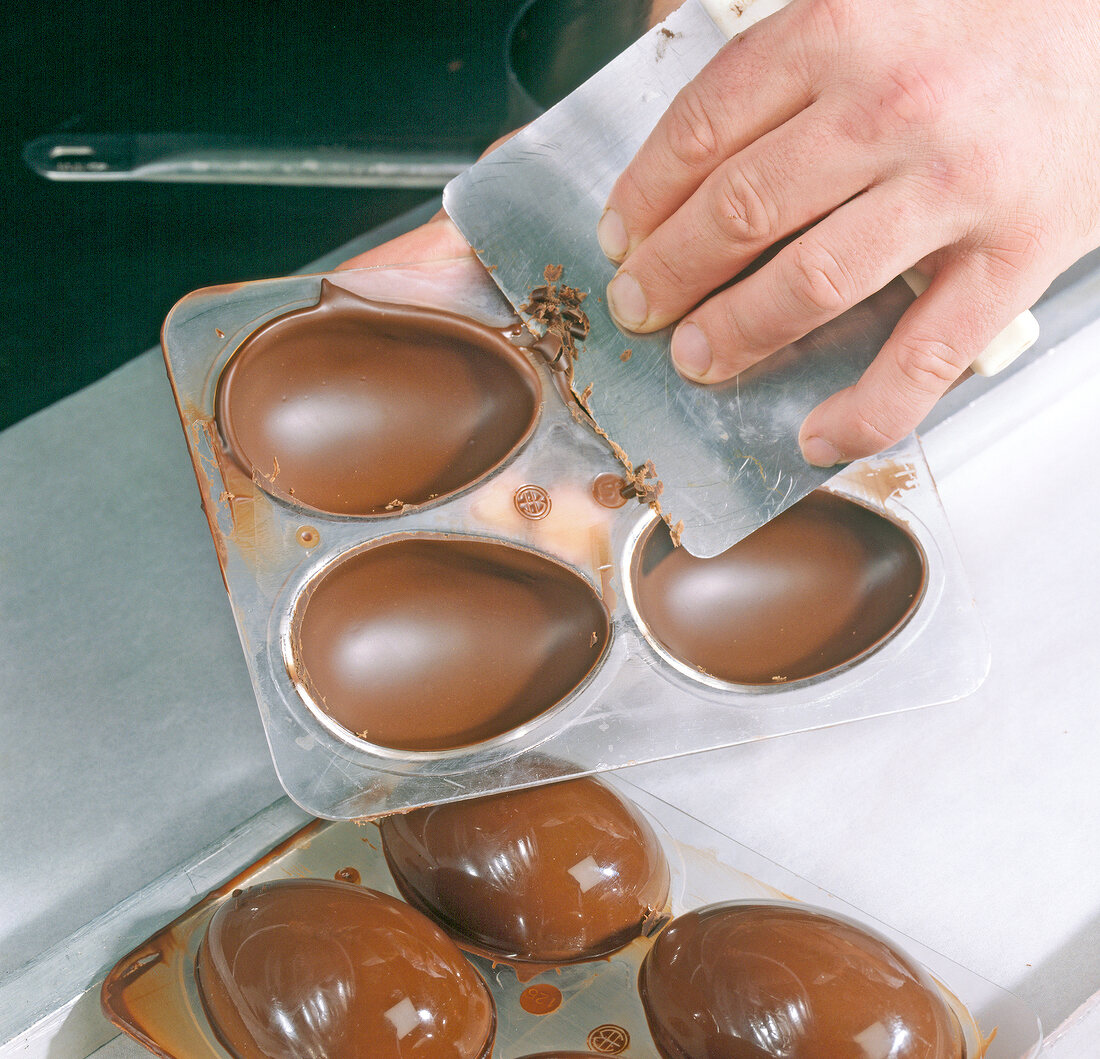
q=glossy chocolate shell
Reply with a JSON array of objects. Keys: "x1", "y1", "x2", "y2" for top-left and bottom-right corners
[
  {"x1": 195, "y1": 879, "x2": 495, "y2": 1059},
  {"x1": 631, "y1": 490, "x2": 925, "y2": 684},
  {"x1": 639, "y1": 901, "x2": 963, "y2": 1059},
  {"x1": 290, "y1": 537, "x2": 610, "y2": 751},
  {"x1": 380, "y1": 776, "x2": 670, "y2": 964},
  {"x1": 215, "y1": 281, "x2": 539, "y2": 516}
]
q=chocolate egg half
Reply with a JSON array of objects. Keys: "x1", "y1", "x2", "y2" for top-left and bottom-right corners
[
  {"x1": 290, "y1": 537, "x2": 610, "y2": 752},
  {"x1": 215, "y1": 281, "x2": 540, "y2": 516},
  {"x1": 639, "y1": 902, "x2": 963, "y2": 1059},
  {"x1": 195, "y1": 879, "x2": 495, "y2": 1059},
  {"x1": 380, "y1": 776, "x2": 670, "y2": 964},
  {"x1": 630, "y1": 490, "x2": 925, "y2": 684}
]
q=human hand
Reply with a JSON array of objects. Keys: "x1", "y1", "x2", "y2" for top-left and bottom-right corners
[
  {"x1": 338, "y1": 210, "x2": 470, "y2": 270},
  {"x1": 601, "y1": 0, "x2": 1100, "y2": 465}
]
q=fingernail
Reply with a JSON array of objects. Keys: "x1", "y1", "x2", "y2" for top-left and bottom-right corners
[
  {"x1": 597, "y1": 208, "x2": 629, "y2": 261},
  {"x1": 607, "y1": 272, "x2": 648, "y2": 330},
  {"x1": 800, "y1": 435, "x2": 843, "y2": 467},
  {"x1": 671, "y1": 322, "x2": 712, "y2": 380}
]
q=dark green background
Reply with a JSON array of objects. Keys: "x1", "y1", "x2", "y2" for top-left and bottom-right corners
[{"x1": 3, "y1": 0, "x2": 523, "y2": 429}]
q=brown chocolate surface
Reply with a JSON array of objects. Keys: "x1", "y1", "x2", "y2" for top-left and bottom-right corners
[
  {"x1": 631, "y1": 490, "x2": 925, "y2": 684},
  {"x1": 195, "y1": 879, "x2": 495, "y2": 1059},
  {"x1": 214, "y1": 280, "x2": 540, "y2": 516},
  {"x1": 291, "y1": 537, "x2": 610, "y2": 752},
  {"x1": 639, "y1": 902, "x2": 963, "y2": 1059},
  {"x1": 379, "y1": 776, "x2": 670, "y2": 964}
]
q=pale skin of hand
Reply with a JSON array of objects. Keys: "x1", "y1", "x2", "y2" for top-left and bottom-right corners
[{"x1": 600, "y1": 0, "x2": 1100, "y2": 465}]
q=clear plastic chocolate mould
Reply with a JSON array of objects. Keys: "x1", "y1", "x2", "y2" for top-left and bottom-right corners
[{"x1": 162, "y1": 257, "x2": 988, "y2": 819}]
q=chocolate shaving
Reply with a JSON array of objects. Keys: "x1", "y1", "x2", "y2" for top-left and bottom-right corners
[
  {"x1": 521, "y1": 264, "x2": 684, "y2": 546},
  {"x1": 521, "y1": 263, "x2": 591, "y2": 371},
  {"x1": 618, "y1": 461, "x2": 664, "y2": 504}
]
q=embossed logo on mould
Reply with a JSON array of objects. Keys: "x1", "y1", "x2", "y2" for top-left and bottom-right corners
[
  {"x1": 586, "y1": 1024, "x2": 630, "y2": 1054},
  {"x1": 514, "y1": 484, "x2": 552, "y2": 520}
]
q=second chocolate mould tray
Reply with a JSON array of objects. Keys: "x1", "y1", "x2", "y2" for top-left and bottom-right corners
[
  {"x1": 162, "y1": 258, "x2": 988, "y2": 819},
  {"x1": 100, "y1": 778, "x2": 1041, "y2": 1058}
]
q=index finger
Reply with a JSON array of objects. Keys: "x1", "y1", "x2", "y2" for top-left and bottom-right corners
[{"x1": 598, "y1": 4, "x2": 812, "y2": 262}]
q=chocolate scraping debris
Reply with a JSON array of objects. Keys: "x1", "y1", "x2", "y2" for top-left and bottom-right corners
[
  {"x1": 521, "y1": 264, "x2": 684, "y2": 546},
  {"x1": 521, "y1": 264, "x2": 592, "y2": 371}
]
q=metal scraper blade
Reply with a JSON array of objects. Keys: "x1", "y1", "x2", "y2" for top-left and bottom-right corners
[{"x1": 444, "y1": 0, "x2": 912, "y2": 557}]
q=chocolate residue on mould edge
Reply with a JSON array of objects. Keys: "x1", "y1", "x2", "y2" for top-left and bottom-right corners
[{"x1": 846, "y1": 457, "x2": 920, "y2": 509}]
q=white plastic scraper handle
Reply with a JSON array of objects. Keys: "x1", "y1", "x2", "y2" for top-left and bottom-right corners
[{"x1": 697, "y1": 0, "x2": 1039, "y2": 376}]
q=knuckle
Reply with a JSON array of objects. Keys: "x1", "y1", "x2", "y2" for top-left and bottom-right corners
[
  {"x1": 711, "y1": 168, "x2": 777, "y2": 246},
  {"x1": 786, "y1": 242, "x2": 854, "y2": 316},
  {"x1": 850, "y1": 405, "x2": 902, "y2": 453},
  {"x1": 710, "y1": 299, "x2": 760, "y2": 363},
  {"x1": 919, "y1": 140, "x2": 1005, "y2": 204},
  {"x1": 638, "y1": 242, "x2": 688, "y2": 316},
  {"x1": 979, "y1": 213, "x2": 1048, "y2": 278},
  {"x1": 880, "y1": 64, "x2": 946, "y2": 131},
  {"x1": 838, "y1": 65, "x2": 947, "y2": 147},
  {"x1": 624, "y1": 172, "x2": 664, "y2": 224},
  {"x1": 895, "y1": 333, "x2": 970, "y2": 393},
  {"x1": 664, "y1": 86, "x2": 722, "y2": 170}
]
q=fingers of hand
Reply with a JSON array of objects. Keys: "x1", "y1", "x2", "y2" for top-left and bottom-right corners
[
  {"x1": 336, "y1": 216, "x2": 468, "y2": 270},
  {"x1": 666, "y1": 180, "x2": 948, "y2": 381},
  {"x1": 797, "y1": 257, "x2": 1035, "y2": 464},
  {"x1": 605, "y1": 103, "x2": 881, "y2": 334},
  {"x1": 599, "y1": 11, "x2": 811, "y2": 264}
]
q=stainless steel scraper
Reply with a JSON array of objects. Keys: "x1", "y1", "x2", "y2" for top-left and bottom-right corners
[{"x1": 444, "y1": 0, "x2": 1037, "y2": 557}]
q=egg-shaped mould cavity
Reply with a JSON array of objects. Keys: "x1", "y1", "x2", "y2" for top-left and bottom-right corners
[
  {"x1": 214, "y1": 280, "x2": 541, "y2": 517},
  {"x1": 627, "y1": 490, "x2": 927, "y2": 687},
  {"x1": 379, "y1": 775, "x2": 671, "y2": 966},
  {"x1": 287, "y1": 535, "x2": 611, "y2": 754},
  {"x1": 196, "y1": 879, "x2": 496, "y2": 1059},
  {"x1": 639, "y1": 901, "x2": 964, "y2": 1059}
]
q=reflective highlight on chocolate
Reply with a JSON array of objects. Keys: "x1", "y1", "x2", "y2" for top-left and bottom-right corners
[
  {"x1": 631, "y1": 490, "x2": 925, "y2": 684},
  {"x1": 639, "y1": 902, "x2": 963, "y2": 1059},
  {"x1": 195, "y1": 879, "x2": 496, "y2": 1059},
  {"x1": 380, "y1": 776, "x2": 670, "y2": 964},
  {"x1": 291, "y1": 538, "x2": 610, "y2": 752},
  {"x1": 215, "y1": 281, "x2": 540, "y2": 515}
]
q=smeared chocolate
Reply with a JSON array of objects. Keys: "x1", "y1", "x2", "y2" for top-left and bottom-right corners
[
  {"x1": 215, "y1": 281, "x2": 540, "y2": 516},
  {"x1": 291, "y1": 537, "x2": 610, "y2": 752},
  {"x1": 195, "y1": 879, "x2": 495, "y2": 1059},
  {"x1": 380, "y1": 776, "x2": 670, "y2": 965},
  {"x1": 639, "y1": 902, "x2": 963, "y2": 1059},
  {"x1": 631, "y1": 490, "x2": 925, "y2": 684}
]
